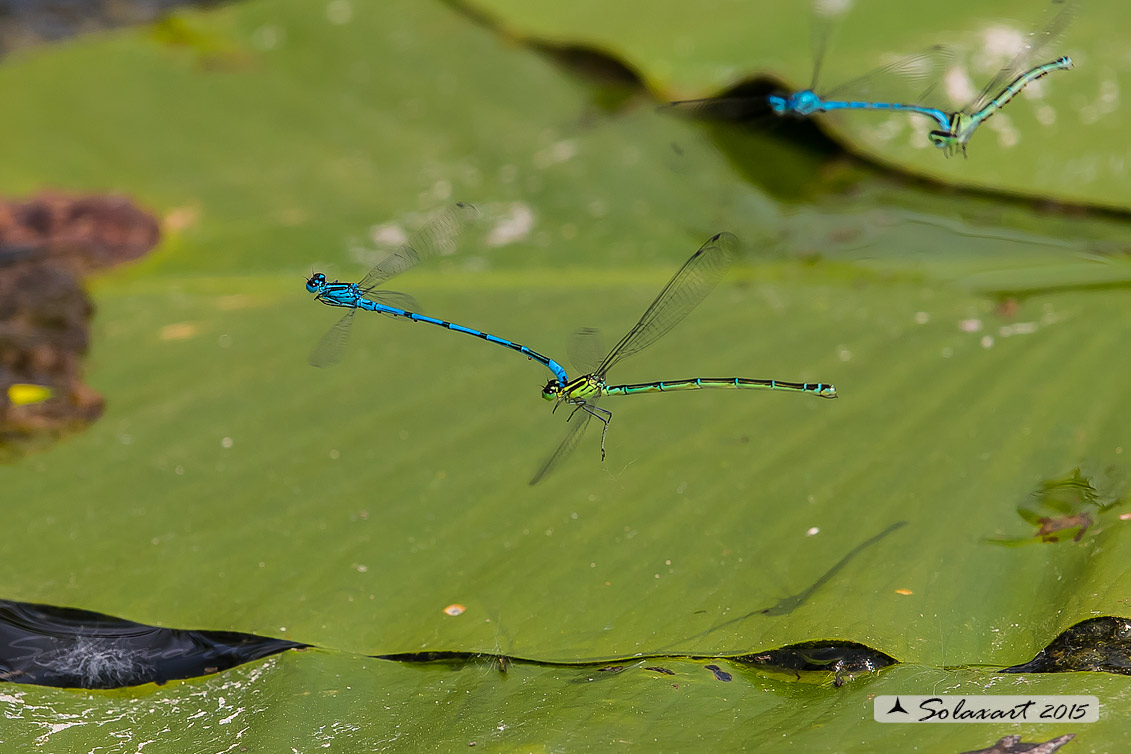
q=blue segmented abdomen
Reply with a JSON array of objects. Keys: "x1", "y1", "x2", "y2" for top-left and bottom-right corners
[
  {"x1": 357, "y1": 298, "x2": 408, "y2": 317},
  {"x1": 354, "y1": 300, "x2": 568, "y2": 383},
  {"x1": 767, "y1": 89, "x2": 951, "y2": 131}
]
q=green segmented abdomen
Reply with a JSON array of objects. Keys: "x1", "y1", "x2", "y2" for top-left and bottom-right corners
[
  {"x1": 969, "y1": 56, "x2": 1074, "y2": 130},
  {"x1": 605, "y1": 378, "x2": 837, "y2": 398}
]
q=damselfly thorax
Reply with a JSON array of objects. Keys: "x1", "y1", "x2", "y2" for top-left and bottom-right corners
[
  {"x1": 541, "y1": 373, "x2": 603, "y2": 409},
  {"x1": 320, "y1": 283, "x2": 362, "y2": 306},
  {"x1": 561, "y1": 374, "x2": 605, "y2": 404}
]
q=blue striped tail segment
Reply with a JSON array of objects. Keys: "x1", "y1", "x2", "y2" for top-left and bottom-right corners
[
  {"x1": 819, "y1": 100, "x2": 951, "y2": 130},
  {"x1": 335, "y1": 293, "x2": 568, "y2": 382},
  {"x1": 356, "y1": 297, "x2": 408, "y2": 317},
  {"x1": 387, "y1": 307, "x2": 569, "y2": 384},
  {"x1": 767, "y1": 91, "x2": 951, "y2": 131}
]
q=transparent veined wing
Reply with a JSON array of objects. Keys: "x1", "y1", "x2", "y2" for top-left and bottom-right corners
[
  {"x1": 658, "y1": 94, "x2": 775, "y2": 123},
  {"x1": 309, "y1": 309, "x2": 356, "y2": 368},
  {"x1": 596, "y1": 232, "x2": 738, "y2": 377},
  {"x1": 566, "y1": 327, "x2": 606, "y2": 376},
  {"x1": 367, "y1": 290, "x2": 420, "y2": 313},
  {"x1": 356, "y1": 202, "x2": 480, "y2": 292},
  {"x1": 821, "y1": 45, "x2": 954, "y2": 113},
  {"x1": 809, "y1": 0, "x2": 850, "y2": 92},
  {"x1": 529, "y1": 399, "x2": 599, "y2": 486}
]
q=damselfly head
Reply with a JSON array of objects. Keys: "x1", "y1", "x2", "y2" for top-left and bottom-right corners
[
  {"x1": 766, "y1": 93, "x2": 790, "y2": 114},
  {"x1": 541, "y1": 379, "x2": 562, "y2": 401},
  {"x1": 306, "y1": 272, "x2": 327, "y2": 293},
  {"x1": 928, "y1": 130, "x2": 959, "y2": 156}
]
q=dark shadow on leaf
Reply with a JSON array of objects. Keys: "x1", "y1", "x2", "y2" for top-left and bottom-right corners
[
  {"x1": 0, "y1": 599, "x2": 304, "y2": 689},
  {"x1": 734, "y1": 641, "x2": 895, "y2": 687},
  {"x1": 656, "y1": 520, "x2": 907, "y2": 652},
  {"x1": 1004, "y1": 616, "x2": 1131, "y2": 674}
]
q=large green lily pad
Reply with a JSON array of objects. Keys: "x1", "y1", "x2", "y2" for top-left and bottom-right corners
[
  {"x1": 1, "y1": 0, "x2": 1131, "y2": 747},
  {"x1": 3, "y1": 650, "x2": 1128, "y2": 751},
  {"x1": 463, "y1": 0, "x2": 1131, "y2": 208}
]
